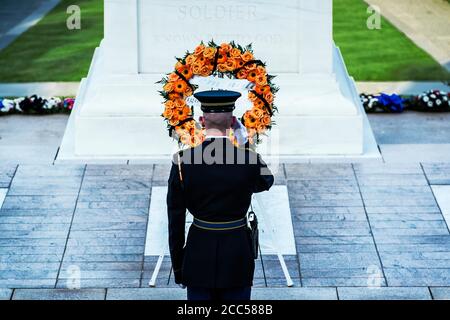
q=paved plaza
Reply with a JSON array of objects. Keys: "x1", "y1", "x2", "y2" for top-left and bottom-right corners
[{"x1": 0, "y1": 162, "x2": 449, "y2": 300}]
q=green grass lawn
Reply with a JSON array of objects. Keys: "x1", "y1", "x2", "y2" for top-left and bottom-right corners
[
  {"x1": 334, "y1": 0, "x2": 449, "y2": 81},
  {"x1": 0, "y1": 0, "x2": 448, "y2": 82},
  {"x1": 0, "y1": 0, "x2": 103, "y2": 82}
]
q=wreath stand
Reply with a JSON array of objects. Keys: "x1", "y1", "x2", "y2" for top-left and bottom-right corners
[{"x1": 148, "y1": 197, "x2": 294, "y2": 288}]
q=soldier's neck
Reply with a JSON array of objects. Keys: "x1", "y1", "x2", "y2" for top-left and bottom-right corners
[{"x1": 205, "y1": 128, "x2": 229, "y2": 137}]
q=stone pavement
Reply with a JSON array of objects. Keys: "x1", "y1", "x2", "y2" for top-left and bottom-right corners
[{"x1": 0, "y1": 163, "x2": 449, "y2": 300}]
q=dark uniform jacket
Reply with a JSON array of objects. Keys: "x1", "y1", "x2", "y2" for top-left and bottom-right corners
[{"x1": 167, "y1": 137, "x2": 274, "y2": 288}]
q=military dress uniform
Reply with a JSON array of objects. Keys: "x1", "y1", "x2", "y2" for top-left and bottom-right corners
[{"x1": 167, "y1": 90, "x2": 274, "y2": 301}]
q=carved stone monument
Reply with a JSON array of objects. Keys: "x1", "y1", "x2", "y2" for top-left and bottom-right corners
[{"x1": 58, "y1": 0, "x2": 379, "y2": 161}]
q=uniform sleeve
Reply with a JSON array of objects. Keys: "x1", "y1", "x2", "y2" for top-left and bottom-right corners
[
  {"x1": 167, "y1": 160, "x2": 186, "y2": 284},
  {"x1": 253, "y1": 153, "x2": 274, "y2": 193}
]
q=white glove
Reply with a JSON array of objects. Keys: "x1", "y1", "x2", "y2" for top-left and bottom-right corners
[{"x1": 232, "y1": 118, "x2": 248, "y2": 146}]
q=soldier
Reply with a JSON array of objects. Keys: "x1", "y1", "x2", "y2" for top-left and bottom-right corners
[{"x1": 167, "y1": 90, "x2": 274, "y2": 301}]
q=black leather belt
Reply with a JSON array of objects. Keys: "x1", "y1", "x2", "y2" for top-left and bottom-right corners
[{"x1": 193, "y1": 217, "x2": 247, "y2": 231}]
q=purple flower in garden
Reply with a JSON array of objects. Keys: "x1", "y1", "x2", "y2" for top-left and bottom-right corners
[{"x1": 64, "y1": 98, "x2": 75, "y2": 110}]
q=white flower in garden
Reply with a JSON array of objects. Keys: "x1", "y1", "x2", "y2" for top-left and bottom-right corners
[
  {"x1": 1, "y1": 99, "x2": 15, "y2": 112},
  {"x1": 436, "y1": 99, "x2": 442, "y2": 106},
  {"x1": 430, "y1": 94, "x2": 436, "y2": 99},
  {"x1": 427, "y1": 101, "x2": 434, "y2": 107},
  {"x1": 423, "y1": 96, "x2": 429, "y2": 102}
]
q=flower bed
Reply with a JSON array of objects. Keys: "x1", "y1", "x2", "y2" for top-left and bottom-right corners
[
  {"x1": 1, "y1": 89, "x2": 449, "y2": 117},
  {"x1": 0, "y1": 95, "x2": 74, "y2": 116},
  {"x1": 360, "y1": 90, "x2": 449, "y2": 113}
]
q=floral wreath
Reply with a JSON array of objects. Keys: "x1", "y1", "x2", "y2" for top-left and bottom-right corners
[{"x1": 158, "y1": 40, "x2": 278, "y2": 147}]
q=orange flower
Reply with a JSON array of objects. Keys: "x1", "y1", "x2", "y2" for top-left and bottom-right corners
[
  {"x1": 169, "y1": 115, "x2": 179, "y2": 126},
  {"x1": 248, "y1": 91, "x2": 258, "y2": 102},
  {"x1": 225, "y1": 59, "x2": 236, "y2": 71},
  {"x1": 237, "y1": 69, "x2": 248, "y2": 79},
  {"x1": 255, "y1": 85, "x2": 270, "y2": 95},
  {"x1": 175, "y1": 61, "x2": 184, "y2": 71},
  {"x1": 256, "y1": 124, "x2": 266, "y2": 134},
  {"x1": 178, "y1": 65, "x2": 193, "y2": 80},
  {"x1": 256, "y1": 65, "x2": 266, "y2": 75},
  {"x1": 253, "y1": 107, "x2": 264, "y2": 119},
  {"x1": 264, "y1": 91, "x2": 274, "y2": 104},
  {"x1": 218, "y1": 64, "x2": 228, "y2": 73},
  {"x1": 165, "y1": 100, "x2": 176, "y2": 109},
  {"x1": 200, "y1": 65, "x2": 211, "y2": 77},
  {"x1": 184, "y1": 120, "x2": 195, "y2": 131},
  {"x1": 174, "y1": 99, "x2": 186, "y2": 109},
  {"x1": 194, "y1": 44, "x2": 205, "y2": 56},
  {"x1": 163, "y1": 82, "x2": 174, "y2": 92},
  {"x1": 255, "y1": 74, "x2": 267, "y2": 86},
  {"x1": 230, "y1": 47, "x2": 241, "y2": 58},
  {"x1": 243, "y1": 111, "x2": 258, "y2": 129},
  {"x1": 185, "y1": 86, "x2": 193, "y2": 97},
  {"x1": 186, "y1": 54, "x2": 195, "y2": 65},
  {"x1": 176, "y1": 106, "x2": 192, "y2": 119},
  {"x1": 162, "y1": 106, "x2": 173, "y2": 119},
  {"x1": 262, "y1": 115, "x2": 271, "y2": 126},
  {"x1": 245, "y1": 63, "x2": 257, "y2": 71},
  {"x1": 203, "y1": 47, "x2": 216, "y2": 59},
  {"x1": 247, "y1": 69, "x2": 258, "y2": 82},
  {"x1": 217, "y1": 49, "x2": 228, "y2": 64},
  {"x1": 192, "y1": 63, "x2": 202, "y2": 75},
  {"x1": 235, "y1": 58, "x2": 245, "y2": 69},
  {"x1": 254, "y1": 98, "x2": 265, "y2": 109},
  {"x1": 173, "y1": 80, "x2": 187, "y2": 93},
  {"x1": 170, "y1": 73, "x2": 181, "y2": 83},
  {"x1": 241, "y1": 51, "x2": 254, "y2": 62},
  {"x1": 220, "y1": 43, "x2": 232, "y2": 53},
  {"x1": 168, "y1": 92, "x2": 181, "y2": 100},
  {"x1": 195, "y1": 55, "x2": 207, "y2": 66}
]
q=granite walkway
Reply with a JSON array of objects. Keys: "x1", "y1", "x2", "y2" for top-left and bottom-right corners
[{"x1": 0, "y1": 163, "x2": 449, "y2": 300}]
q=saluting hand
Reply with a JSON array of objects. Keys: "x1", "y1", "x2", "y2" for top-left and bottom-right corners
[{"x1": 231, "y1": 116, "x2": 248, "y2": 146}]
